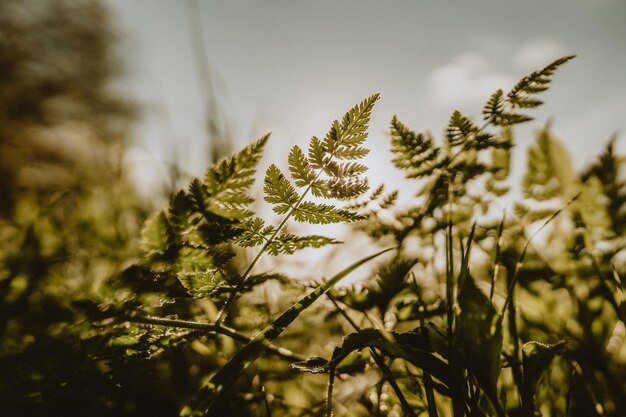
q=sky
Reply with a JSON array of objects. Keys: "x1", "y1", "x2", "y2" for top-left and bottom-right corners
[{"x1": 106, "y1": 0, "x2": 626, "y2": 199}]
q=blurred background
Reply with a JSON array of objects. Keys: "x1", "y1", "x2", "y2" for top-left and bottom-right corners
[{"x1": 105, "y1": 0, "x2": 626, "y2": 199}]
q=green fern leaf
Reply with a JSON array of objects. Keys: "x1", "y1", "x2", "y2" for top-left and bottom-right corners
[
  {"x1": 175, "y1": 246, "x2": 226, "y2": 273},
  {"x1": 482, "y1": 89, "x2": 505, "y2": 123},
  {"x1": 294, "y1": 201, "x2": 362, "y2": 224},
  {"x1": 168, "y1": 191, "x2": 195, "y2": 228},
  {"x1": 473, "y1": 132, "x2": 512, "y2": 150},
  {"x1": 446, "y1": 110, "x2": 478, "y2": 147},
  {"x1": 522, "y1": 127, "x2": 565, "y2": 201},
  {"x1": 311, "y1": 177, "x2": 369, "y2": 200},
  {"x1": 321, "y1": 160, "x2": 368, "y2": 178},
  {"x1": 234, "y1": 218, "x2": 275, "y2": 248},
  {"x1": 508, "y1": 55, "x2": 575, "y2": 108},
  {"x1": 264, "y1": 164, "x2": 300, "y2": 215},
  {"x1": 201, "y1": 134, "x2": 269, "y2": 219},
  {"x1": 326, "y1": 93, "x2": 380, "y2": 149},
  {"x1": 380, "y1": 189, "x2": 399, "y2": 209},
  {"x1": 141, "y1": 211, "x2": 173, "y2": 256},
  {"x1": 177, "y1": 269, "x2": 231, "y2": 297},
  {"x1": 288, "y1": 145, "x2": 316, "y2": 188},
  {"x1": 308, "y1": 136, "x2": 328, "y2": 169},
  {"x1": 581, "y1": 138, "x2": 626, "y2": 234},
  {"x1": 267, "y1": 234, "x2": 340, "y2": 255},
  {"x1": 481, "y1": 91, "x2": 533, "y2": 126},
  {"x1": 492, "y1": 112, "x2": 533, "y2": 126},
  {"x1": 369, "y1": 184, "x2": 385, "y2": 200},
  {"x1": 331, "y1": 146, "x2": 370, "y2": 159},
  {"x1": 390, "y1": 116, "x2": 441, "y2": 178}
]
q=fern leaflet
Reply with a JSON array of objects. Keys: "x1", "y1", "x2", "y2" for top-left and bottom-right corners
[
  {"x1": 390, "y1": 116, "x2": 441, "y2": 178},
  {"x1": 507, "y1": 55, "x2": 575, "y2": 108},
  {"x1": 264, "y1": 164, "x2": 300, "y2": 215}
]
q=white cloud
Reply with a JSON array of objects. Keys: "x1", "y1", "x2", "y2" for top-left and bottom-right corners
[
  {"x1": 428, "y1": 52, "x2": 514, "y2": 109},
  {"x1": 512, "y1": 38, "x2": 568, "y2": 71}
]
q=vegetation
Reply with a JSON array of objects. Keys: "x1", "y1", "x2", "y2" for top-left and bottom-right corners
[{"x1": 0, "y1": 5, "x2": 624, "y2": 415}]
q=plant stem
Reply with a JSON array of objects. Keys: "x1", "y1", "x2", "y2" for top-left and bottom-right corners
[
  {"x1": 506, "y1": 268, "x2": 523, "y2": 403},
  {"x1": 121, "y1": 314, "x2": 305, "y2": 362},
  {"x1": 412, "y1": 276, "x2": 439, "y2": 417},
  {"x1": 490, "y1": 214, "x2": 505, "y2": 301},
  {"x1": 326, "y1": 363, "x2": 336, "y2": 417}
]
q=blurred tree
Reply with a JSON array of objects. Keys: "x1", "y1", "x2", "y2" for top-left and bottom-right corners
[{"x1": 0, "y1": 0, "x2": 151, "y2": 415}]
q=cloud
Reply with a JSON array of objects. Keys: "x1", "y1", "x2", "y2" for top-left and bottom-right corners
[
  {"x1": 428, "y1": 52, "x2": 514, "y2": 109},
  {"x1": 512, "y1": 38, "x2": 568, "y2": 71}
]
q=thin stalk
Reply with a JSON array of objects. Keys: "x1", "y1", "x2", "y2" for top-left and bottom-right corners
[
  {"x1": 445, "y1": 184, "x2": 464, "y2": 417},
  {"x1": 506, "y1": 267, "x2": 523, "y2": 402},
  {"x1": 412, "y1": 275, "x2": 439, "y2": 417},
  {"x1": 326, "y1": 363, "x2": 336, "y2": 417},
  {"x1": 262, "y1": 385, "x2": 273, "y2": 417},
  {"x1": 490, "y1": 214, "x2": 505, "y2": 301},
  {"x1": 445, "y1": 221, "x2": 455, "y2": 345},
  {"x1": 327, "y1": 294, "x2": 418, "y2": 417},
  {"x1": 121, "y1": 314, "x2": 305, "y2": 362}
]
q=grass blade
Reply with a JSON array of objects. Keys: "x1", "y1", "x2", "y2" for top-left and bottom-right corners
[
  {"x1": 490, "y1": 214, "x2": 505, "y2": 301},
  {"x1": 181, "y1": 246, "x2": 396, "y2": 416}
]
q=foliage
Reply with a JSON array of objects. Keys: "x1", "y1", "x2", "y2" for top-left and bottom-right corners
[{"x1": 2, "y1": 35, "x2": 625, "y2": 417}]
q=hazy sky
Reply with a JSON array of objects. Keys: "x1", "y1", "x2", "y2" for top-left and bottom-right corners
[{"x1": 106, "y1": 0, "x2": 626, "y2": 195}]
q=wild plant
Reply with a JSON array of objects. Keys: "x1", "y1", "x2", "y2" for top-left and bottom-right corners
[{"x1": 72, "y1": 56, "x2": 626, "y2": 417}]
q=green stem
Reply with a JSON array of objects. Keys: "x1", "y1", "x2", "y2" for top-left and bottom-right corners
[
  {"x1": 326, "y1": 363, "x2": 336, "y2": 417},
  {"x1": 122, "y1": 314, "x2": 305, "y2": 362},
  {"x1": 506, "y1": 269, "x2": 523, "y2": 406},
  {"x1": 412, "y1": 277, "x2": 439, "y2": 417},
  {"x1": 490, "y1": 214, "x2": 505, "y2": 301},
  {"x1": 445, "y1": 186, "x2": 464, "y2": 417}
]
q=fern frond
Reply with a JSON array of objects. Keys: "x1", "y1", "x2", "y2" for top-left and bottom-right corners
[
  {"x1": 288, "y1": 145, "x2": 316, "y2": 188},
  {"x1": 177, "y1": 269, "x2": 231, "y2": 297},
  {"x1": 390, "y1": 116, "x2": 441, "y2": 178},
  {"x1": 141, "y1": 211, "x2": 173, "y2": 256},
  {"x1": 308, "y1": 136, "x2": 328, "y2": 169},
  {"x1": 176, "y1": 246, "x2": 227, "y2": 273},
  {"x1": 202, "y1": 134, "x2": 269, "y2": 219},
  {"x1": 369, "y1": 184, "x2": 385, "y2": 201},
  {"x1": 508, "y1": 55, "x2": 575, "y2": 108},
  {"x1": 312, "y1": 177, "x2": 370, "y2": 200},
  {"x1": 380, "y1": 190, "x2": 399, "y2": 209},
  {"x1": 322, "y1": 160, "x2": 369, "y2": 178},
  {"x1": 483, "y1": 89, "x2": 505, "y2": 122},
  {"x1": 522, "y1": 127, "x2": 567, "y2": 201},
  {"x1": 327, "y1": 93, "x2": 380, "y2": 149},
  {"x1": 294, "y1": 201, "x2": 362, "y2": 224},
  {"x1": 482, "y1": 89, "x2": 534, "y2": 126},
  {"x1": 267, "y1": 234, "x2": 340, "y2": 255},
  {"x1": 331, "y1": 146, "x2": 370, "y2": 159},
  {"x1": 446, "y1": 110, "x2": 478, "y2": 147},
  {"x1": 493, "y1": 112, "x2": 534, "y2": 126},
  {"x1": 235, "y1": 218, "x2": 275, "y2": 248},
  {"x1": 473, "y1": 132, "x2": 513, "y2": 150},
  {"x1": 264, "y1": 164, "x2": 300, "y2": 215}
]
